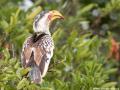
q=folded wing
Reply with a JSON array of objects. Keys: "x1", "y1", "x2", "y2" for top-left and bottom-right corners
[{"x1": 21, "y1": 34, "x2": 54, "y2": 83}]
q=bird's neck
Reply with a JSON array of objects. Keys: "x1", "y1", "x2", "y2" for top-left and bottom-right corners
[
  {"x1": 43, "y1": 28, "x2": 51, "y2": 35},
  {"x1": 33, "y1": 19, "x2": 51, "y2": 35},
  {"x1": 34, "y1": 27, "x2": 51, "y2": 36},
  {"x1": 33, "y1": 32, "x2": 49, "y2": 42}
]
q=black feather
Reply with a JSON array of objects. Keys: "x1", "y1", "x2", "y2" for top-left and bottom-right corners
[
  {"x1": 32, "y1": 33, "x2": 48, "y2": 42},
  {"x1": 28, "y1": 51, "x2": 41, "y2": 84}
]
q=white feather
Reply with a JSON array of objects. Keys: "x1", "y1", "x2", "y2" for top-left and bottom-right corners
[{"x1": 41, "y1": 48, "x2": 53, "y2": 77}]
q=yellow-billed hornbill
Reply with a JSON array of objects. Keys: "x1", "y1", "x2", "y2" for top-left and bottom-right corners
[{"x1": 21, "y1": 10, "x2": 64, "y2": 83}]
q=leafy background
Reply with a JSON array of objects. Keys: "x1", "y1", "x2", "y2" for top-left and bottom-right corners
[{"x1": 0, "y1": 0, "x2": 120, "y2": 90}]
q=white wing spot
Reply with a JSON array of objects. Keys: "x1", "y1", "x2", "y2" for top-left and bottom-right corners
[
  {"x1": 26, "y1": 59, "x2": 29, "y2": 63},
  {"x1": 31, "y1": 47, "x2": 35, "y2": 51}
]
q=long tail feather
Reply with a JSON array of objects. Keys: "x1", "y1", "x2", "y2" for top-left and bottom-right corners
[
  {"x1": 27, "y1": 51, "x2": 41, "y2": 84},
  {"x1": 28, "y1": 66, "x2": 41, "y2": 84}
]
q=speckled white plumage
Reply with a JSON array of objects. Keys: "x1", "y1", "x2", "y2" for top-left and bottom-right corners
[
  {"x1": 21, "y1": 10, "x2": 63, "y2": 84},
  {"x1": 21, "y1": 34, "x2": 54, "y2": 83}
]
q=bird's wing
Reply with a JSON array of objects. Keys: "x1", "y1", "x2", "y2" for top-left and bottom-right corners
[
  {"x1": 37, "y1": 35, "x2": 54, "y2": 77},
  {"x1": 21, "y1": 36, "x2": 34, "y2": 68},
  {"x1": 21, "y1": 35, "x2": 54, "y2": 77}
]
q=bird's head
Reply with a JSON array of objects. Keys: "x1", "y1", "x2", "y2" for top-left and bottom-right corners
[{"x1": 33, "y1": 10, "x2": 64, "y2": 35}]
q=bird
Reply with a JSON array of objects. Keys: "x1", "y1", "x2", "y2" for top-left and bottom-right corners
[{"x1": 21, "y1": 10, "x2": 64, "y2": 84}]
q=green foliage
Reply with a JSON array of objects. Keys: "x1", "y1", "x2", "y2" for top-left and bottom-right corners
[{"x1": 0, "y1": 0, "x2": 120, "y2": 90}]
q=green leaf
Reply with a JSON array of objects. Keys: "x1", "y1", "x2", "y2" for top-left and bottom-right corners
[
  {"x1": 77, "y1": 4, "x2": 97, "y2": 16},
  {"x1": 3, "y1": 49, "x2": 10, "y2": 59},
  {"x1": 105, "y1": 68, "x2": 117, "y2": 74},
  {"x1": 17, "y1": 78, "x2": 29, "y2": 90},
  {"x1": 20, "y1": 67, "x2": 31, "y2": 76},
  {"x1": 40, "y1": 87, "x2": 52, "y2": 90},
  {"x1": 101, "y1": 82, "x2": 117, "y2": 88}
]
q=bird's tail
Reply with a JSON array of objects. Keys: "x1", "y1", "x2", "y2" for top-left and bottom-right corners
[{"x1": 28, "y1": 66, "x2": 41, "y2": 84}]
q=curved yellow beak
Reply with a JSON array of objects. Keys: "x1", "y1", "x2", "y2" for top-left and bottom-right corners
[{"x1": 49, "y1": 10, "x2": 64, "y2": 22}]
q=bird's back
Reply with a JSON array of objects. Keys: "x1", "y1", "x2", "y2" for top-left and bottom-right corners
[{"x1": 21, "y1": 33, "x2": 54, "y2": 83}]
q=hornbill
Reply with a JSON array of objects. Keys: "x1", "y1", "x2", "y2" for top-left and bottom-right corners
[{"x1": 21, "y1": 10, "x2": 64, "y2": 83}]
